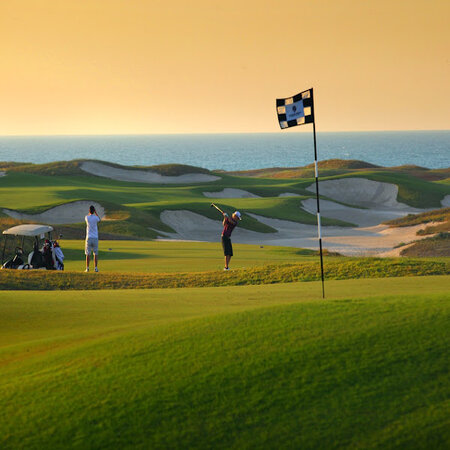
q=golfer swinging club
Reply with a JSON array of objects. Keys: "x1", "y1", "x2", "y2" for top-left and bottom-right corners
[
  {"x1": 85, "y1": 205, "x2": 101, "y2": 272},
  {"x1": 220, "y1": 207, "x2": 241, "y2": 270}
]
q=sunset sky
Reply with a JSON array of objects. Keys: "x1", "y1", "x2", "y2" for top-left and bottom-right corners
[{"x1": 1, "y1": 0, "x2": 449, "y2": 135}]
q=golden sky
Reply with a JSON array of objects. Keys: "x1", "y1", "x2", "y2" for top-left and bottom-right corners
[{"x1": 0, "y1": 0, "x2": 449, "y2": 135}]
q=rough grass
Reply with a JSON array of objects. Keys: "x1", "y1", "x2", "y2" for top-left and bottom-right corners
[
  {"x1": 417, "y1": 221, "x2": 450, "y2": 235},
  {"x1": 400, "y1": 233, "x2": 450, "y2": 257},
  {"x1": 385, "y1": 207, "x2": 450, "y2": 227},
  {"x1": 0, "y1": 160, "x2": 85, "y2": 176},
  {"x1": 0, "y1": 160, "x2": 212, "y2": 177},
  {"x1": 0, "y1": 277, "x2": 449, "y2": 449},
  {"x1": 1, "y1": 258, "x2": 448, "y2": 290}
]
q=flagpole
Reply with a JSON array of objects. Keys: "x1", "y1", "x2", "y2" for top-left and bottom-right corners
[
  {"x1": 312, "y1": 118, "x2": 325, "y2": 298},
  {"x1": 275, "y1": 87, "x2": 325, "y2": 298}
]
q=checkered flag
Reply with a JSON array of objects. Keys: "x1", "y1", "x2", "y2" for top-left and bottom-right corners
[{"x1": 276, "y1": 88, "x2": 314, "y2": 129}]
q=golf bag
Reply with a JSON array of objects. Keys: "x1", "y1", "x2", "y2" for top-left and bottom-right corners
[
  {"x1": 53, "y1": 243, "x2": 64, "y2": 271},
  {"x1": 1, "y1": 249, "x2": 24, "y2": 269},
  {"x1": 29, "y1": 242, "x2": 45, "y2": 268}
]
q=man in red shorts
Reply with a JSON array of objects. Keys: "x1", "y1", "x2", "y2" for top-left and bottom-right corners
[{"x1": 221, "y1": 210, "x2": 241, "y2": 270}]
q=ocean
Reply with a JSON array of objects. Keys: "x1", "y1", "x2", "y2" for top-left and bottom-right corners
[{"x1": 0, "y1": 131, "x2": 448, "y2": 171}]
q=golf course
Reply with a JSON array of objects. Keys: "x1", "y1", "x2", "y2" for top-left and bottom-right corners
[{"x1": 0, "y1": 160, "x2": 449, "y2": 448}]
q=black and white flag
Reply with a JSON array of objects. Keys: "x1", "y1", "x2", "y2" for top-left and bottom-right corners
[{"x1": 276, "y1": 88, "x2": 314, "y2": 129}]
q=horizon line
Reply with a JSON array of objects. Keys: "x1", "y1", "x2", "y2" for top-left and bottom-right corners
[{"x1": 0, "y1": 129, "x2": 449, "y2": 138}]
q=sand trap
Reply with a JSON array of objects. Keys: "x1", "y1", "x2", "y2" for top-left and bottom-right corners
[
  {"x1": 0, "y1": 171, "x2": 5, "y2": 177},
  {"x1": 442, "y1": 195, "x2": 450, "y2": 207},
  {"x1": 203, "y1": 188, "x2": 261, "y2": 198},
  {"x1": 159, "y1": 210, "x2": 265, "y2": 242},
  {"x1": 307, "y1": 178, "x2": 413, "y2": 209},
  {"x1": 159, "y1": 209, "x2": 434, "y2": 256},
  {"x1": 301, "y1": 198, "x2": 425, "y2": 227},
  {"x1": 80, "y1": 161, "x2": 220, "y2": 184},
  {"x1": 3, "y1": 201, "x2": 105, "y2": 224}
]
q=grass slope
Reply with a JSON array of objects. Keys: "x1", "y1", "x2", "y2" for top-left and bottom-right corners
[
  {"x1": 400, "y1": 232, "x2": 450, "y2": 257},
  {"x1": 385, "y1": 207, "x2": 450, "y2": 235},
  {"x1": 0, "y1": 277, "x2": 449, "y2": 449},
  {"x1": 1, "y1": 258, "x2": 448, "y2": 290}
]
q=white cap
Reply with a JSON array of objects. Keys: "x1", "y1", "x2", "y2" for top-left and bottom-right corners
[{"x1": 234, "y1": 211, "x2": 242, "y2": 220}]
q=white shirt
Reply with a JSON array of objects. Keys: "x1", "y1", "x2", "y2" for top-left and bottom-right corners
[{"x1": 85, "y1": 214, "x2": 100, "y2": 239}]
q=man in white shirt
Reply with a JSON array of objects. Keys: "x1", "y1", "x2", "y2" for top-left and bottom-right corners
[{"x1": 85, "y1": 205, "x2": 101, "y2": 272}]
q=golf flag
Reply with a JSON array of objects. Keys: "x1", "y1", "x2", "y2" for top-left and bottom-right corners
[
  {"x1": 276, "y1": 88, "x2": 314, "y2": 129},
  {"x1": 276, "y1": 87, "x2": 325, "y2": 298}
]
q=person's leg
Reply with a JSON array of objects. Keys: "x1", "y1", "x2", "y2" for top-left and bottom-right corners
[
  {"x1": 93, "y1": 239, "x2": 99, "y2": 271},
  {"x1": 85, "y1": 239, "x2": 90, "y2": 271},
  {"x1": 224, "y1": 238, "x2": 233, "y2": 269}
]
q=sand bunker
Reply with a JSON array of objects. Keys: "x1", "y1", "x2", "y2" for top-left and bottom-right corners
[
  {"x1": 158, "y1": 209, "x2": 433, "y2": 256},
  {"x1": 442, "y1": 195, "x2": 450, "y2": 207},
  {"x1": 0, "y1": 172, "x2": 5, "y2": 177},
  {"x1": 3, "y1": 201, "x2": 105, "y2": 224},
  {"x1": 80, "y1": 161, "x2": 220, "y2": 184},
  {"x1": 301, "y1": 198, "x2": 425, "y2": 227},
  {"x1": 307, "y1": 178, "x2": 412, "y2": 209},
  {"x1": 203, "y1": 188, "x2": 260, "y2": 198}
]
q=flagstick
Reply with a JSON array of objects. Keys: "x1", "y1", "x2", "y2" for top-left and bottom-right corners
[{"x1": 312, "y1": 120, "x2": 325, "y2": 298}]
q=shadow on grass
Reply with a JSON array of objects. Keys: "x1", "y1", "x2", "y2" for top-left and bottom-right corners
[{"x1": 63, "y1": 248, "x2": 152, "y2": 261}]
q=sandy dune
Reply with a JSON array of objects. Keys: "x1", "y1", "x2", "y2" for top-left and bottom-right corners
[
  {"x1": 3, "y1": 201, "x2": 105, "y2": 224},
  {"x1": 159, "y1": 177, "x2": 438, "y2": 255},
  {"x1": 307, "y1": 178, "x2": 413, "y2": 209},
  {"x1": 301, "y1": 198, "x2": 425, "y2": 227},
  {"x1": 80, "y1": 161, "x2": 220, "y2": 184},
  {"x1": 203, "y1": 188, "x2": 261, "y2": 198},
  {"x1": 158, "y1": 210, "x2": 433, "y2": 256}
]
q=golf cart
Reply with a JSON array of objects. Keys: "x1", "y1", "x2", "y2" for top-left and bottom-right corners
[{"x1": 1, "y1": 224, "x2": 64, "y2": 270}]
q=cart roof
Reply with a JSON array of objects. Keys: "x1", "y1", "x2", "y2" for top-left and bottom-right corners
[{"x1": 2, "y1": 224, "x2": 54, "y2": 236}]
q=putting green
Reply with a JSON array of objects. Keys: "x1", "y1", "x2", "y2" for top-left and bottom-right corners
[{"x1": 0, "y1": 276, "x2": 449, "y2": 448}]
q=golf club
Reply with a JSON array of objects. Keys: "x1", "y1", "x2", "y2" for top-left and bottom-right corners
[{"x1": 210, "y1": 203, "x2": 225, "y2": 215}]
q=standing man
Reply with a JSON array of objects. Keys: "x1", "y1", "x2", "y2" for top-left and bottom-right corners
[
  {"x1": 85, "y1": 205, "x2": 101, "y2": 272},
  {"x1": 221, "y1": 210, "x2": 241, "y2": 270}
]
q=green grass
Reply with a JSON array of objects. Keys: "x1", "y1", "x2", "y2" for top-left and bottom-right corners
[
  {"x1": 0, "y1": 276, "x2": 449, "y2": 448},
  {"x1": 1, "y1": 257, "x2": 448, "y2": 290},
  {"x1": 1, "y1": 160, "x2": 449, "y2": 240},
  {"x1": 3, "y1": 240, "x2": 322, "y2": 273},
  {"x1": 1, "y1": 240, "x2": 448, "y2": 290}
]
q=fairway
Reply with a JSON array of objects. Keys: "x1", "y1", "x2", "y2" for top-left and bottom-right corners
[
  {"x1": 1, "y1": 276, "x2": 449, "y2": 449},
  {"x1": 60, "y1": 239, "x2": 319, "y2": 272}
]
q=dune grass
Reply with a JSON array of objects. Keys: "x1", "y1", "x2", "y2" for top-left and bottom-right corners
[
  {"x1": 0, "y1": 276, "x2": 449, "y2": 449},
  {"x1": 385, "y1": 207, "x2": 450, "y2": 228},
  {"x1": 400, "y1": 232, "x2": 450, "y2": 257}
]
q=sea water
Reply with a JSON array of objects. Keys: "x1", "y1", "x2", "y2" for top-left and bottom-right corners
[{"x1": 0, "y1": 131, "x2": 448, "y2": 171}]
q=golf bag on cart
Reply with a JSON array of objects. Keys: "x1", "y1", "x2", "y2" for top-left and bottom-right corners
[{"x1": 1, "y1": 248, "x2": 25, "y2": 269}]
